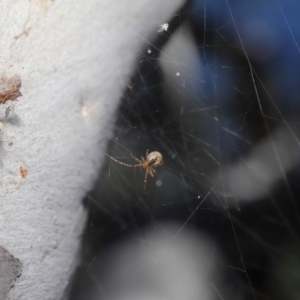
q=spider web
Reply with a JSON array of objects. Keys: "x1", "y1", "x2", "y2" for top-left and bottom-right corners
[{"x1": 70, "y1": 1, "x2": 300, "y2": 299}]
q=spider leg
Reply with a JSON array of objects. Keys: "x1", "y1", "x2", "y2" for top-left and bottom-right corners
[
  {"x1": 149, "y1": 168, "x2": 155, "y2": 177},
  {"x1": 130, "y1": 152, "x2": 142, "y2": 164},
  {"x1": 106, "y1": 154, "x2": 143, "y2": 168},
  {"x1": 146, "y1": 149, "x2": 149, "y2": 157},
  {"x1": 143, "y1": 168, "x2": 150, "y2": 194}
]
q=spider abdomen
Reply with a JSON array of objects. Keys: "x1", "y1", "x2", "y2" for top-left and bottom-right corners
[{"x1": 147, "y1": 151, "x2": 163, "y2": 166}]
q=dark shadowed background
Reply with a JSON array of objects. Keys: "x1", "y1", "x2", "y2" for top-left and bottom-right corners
[{"x1": 70, "y1": 1, "x2": 300, "y2": 299}]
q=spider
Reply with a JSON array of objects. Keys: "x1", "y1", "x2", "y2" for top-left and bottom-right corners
[
  {"x1": 158, "y1": 23, "x2": 169, "y2": 32},
  {"x1": 106, "y1": 150, "x2": 163, "y2": 193}
]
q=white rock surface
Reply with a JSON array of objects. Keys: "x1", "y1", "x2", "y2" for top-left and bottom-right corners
[{"x1": 0, "y1": 1, "x2": 184, "y2": 299}]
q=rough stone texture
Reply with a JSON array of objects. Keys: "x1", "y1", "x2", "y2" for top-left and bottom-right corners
[
  {"x1": 0, "y1": 246, "x2": 22, "y2": 299},
  {"x1": 0, "y1": 1, "x2": 184, "y2": 299}
]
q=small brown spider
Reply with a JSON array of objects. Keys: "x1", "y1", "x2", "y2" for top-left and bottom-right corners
[{"x1": 106, "y1": 150, "x2": 163, "y2": 193}]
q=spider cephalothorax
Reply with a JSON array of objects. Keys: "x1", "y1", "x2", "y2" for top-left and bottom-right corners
[{"x1": 106, "y1": 150, "x2": 163, "y2": 193}]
